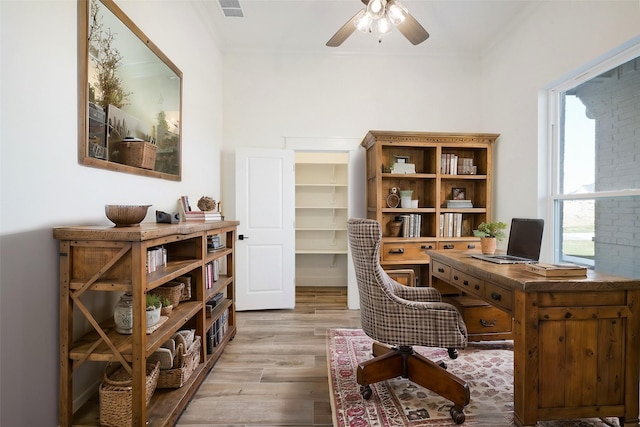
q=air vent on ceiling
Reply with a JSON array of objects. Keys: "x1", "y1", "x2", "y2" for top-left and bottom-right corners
[{"x1": 218, "y1": 0, "x2": 244, "y2": 18}]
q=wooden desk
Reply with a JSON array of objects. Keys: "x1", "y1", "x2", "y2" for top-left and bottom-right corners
[{"x1": 428, "y1": 250, "x2": 640, "y2": 427}]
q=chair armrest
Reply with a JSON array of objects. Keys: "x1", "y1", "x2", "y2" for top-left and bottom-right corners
[
  {"x1": 393, "y1": 284, "x2": 442, "y2": 302},
  {"x1": 380, "y1": 268, "x2": 441, "y2": 302}
]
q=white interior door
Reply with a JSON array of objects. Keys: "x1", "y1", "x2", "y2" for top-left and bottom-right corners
[{"x1": 235, "y1": 148, "x2": 295, "y2": 310}]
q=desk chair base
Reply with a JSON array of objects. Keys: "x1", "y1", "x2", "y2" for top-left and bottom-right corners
[{"x1": 357, "y1": 342, "x2": 470, "y2": 424}]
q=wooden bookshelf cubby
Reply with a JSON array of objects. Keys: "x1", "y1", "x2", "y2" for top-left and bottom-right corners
[{"x1": 54, "y1": 220, "x2": 238, "y2": 426}]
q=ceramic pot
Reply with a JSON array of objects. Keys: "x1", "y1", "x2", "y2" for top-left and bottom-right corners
[
  {"x1": 146, "y1": 306, "x2": 161, "y2": 328},
  {"x1": 388, "y1": 220, "x2": 403, "y2": 237},
  {"x1": 114, "y1": 293, "x2": 161, "y2": 334},
  {"x1": 480, "y1": 237, "x2": 497, "y2": 255},
  {"x1": 114, "y1": 293, "x2": 134, "y2": 334},
  {"x1": 399, "y1": 190, "x2": 413, "y2": 208}
]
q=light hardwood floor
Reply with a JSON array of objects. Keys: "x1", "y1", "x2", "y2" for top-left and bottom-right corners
[{"x1": 176, "y1": 286, "x2": 360, "y2": 426}]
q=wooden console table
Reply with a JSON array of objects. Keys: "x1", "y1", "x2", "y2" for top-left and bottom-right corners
[{"x1": 428, "y1": 250, "x2": 640, "y2": 427}]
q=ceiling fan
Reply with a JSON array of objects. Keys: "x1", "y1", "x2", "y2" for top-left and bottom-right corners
[{"x1": 326, "y1": 0, "x2": 429, "y2": 47}]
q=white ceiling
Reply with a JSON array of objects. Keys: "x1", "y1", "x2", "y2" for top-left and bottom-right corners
[{"x1": 193, "y1": 0, "x2": 538, "y2": 56}]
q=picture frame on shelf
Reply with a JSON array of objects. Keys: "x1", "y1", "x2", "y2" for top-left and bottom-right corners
[{"x1": 452, "y1": 187, "x2": 466, "y2": 200}]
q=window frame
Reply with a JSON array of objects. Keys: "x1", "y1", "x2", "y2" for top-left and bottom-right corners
[{"x1": 547, "y1": 39, "x2": 640, "y2": 267}]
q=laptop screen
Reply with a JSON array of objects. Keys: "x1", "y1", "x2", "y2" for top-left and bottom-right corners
[{"x1": 506, "y1": 218, "x2": 544, "y2": 261}]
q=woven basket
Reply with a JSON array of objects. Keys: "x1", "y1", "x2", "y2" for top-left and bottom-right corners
[
  {"x1": 121, "y1": 140, "x2": 157, "y2": 170},
  {"x1": 157, "y1": 336, "x2": 202, "y2": 389},
  {"x1": 99, "y1": 361, "x2": 160, "y2": 427},
  {"x1": 153, "y1": 282, "x2": 184, "y2": 308},
  {"x1": 173, "y1": 276, "x2": 192, "y2": 301}
]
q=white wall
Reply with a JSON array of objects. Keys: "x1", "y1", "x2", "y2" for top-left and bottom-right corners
[
  {"x1": 481, "y1": 1, "x2": 640, "y2": 257},
  {"x1": 0, "y1": 1, "x2": 223, "y2": 425},
  {"x1": 2, "y1": 0, "x2": 639, "y2": 425},
  {"x1": 221, "y1": 53, "x2": 485, "y2": 220}
]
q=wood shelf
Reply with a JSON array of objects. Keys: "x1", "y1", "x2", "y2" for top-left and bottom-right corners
[
  {"x1": 295, "y1": 152, "x2": 349, "y2": 287},
  {"x1": 54, "y1": 221, "x2": 239, "y2": 427},
  {"x1": 361, "y1": 130, "x2": 501, "y2": 332}
]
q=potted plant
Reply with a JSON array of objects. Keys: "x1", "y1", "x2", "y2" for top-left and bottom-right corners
[
  {"x1": 146, "y1": 293, "x2": 162, "y2": 327},
  {"x1": 473, "y1": 221, "x2": 507, "y2": 254}
]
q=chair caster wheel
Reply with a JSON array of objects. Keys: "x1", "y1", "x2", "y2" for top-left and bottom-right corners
[
  {"x1": 450, "y1": 406, "x2": 465, "y2": 424},
  {"x1": 448, "y1": 348, "x2": 458, "y2": 359},
  {"x1": 360, "y1": 384, "x2": 373, "y2": 400},
  {"x1": 438, "y1": 361, "x2": 447, "y2": 369}
]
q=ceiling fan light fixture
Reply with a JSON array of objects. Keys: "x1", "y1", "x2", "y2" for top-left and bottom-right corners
[
  {"x1": 374, "y1": 16, "x2": 392, "y2": 35},
  {"x1": 326, "y1": 0, "x2": 429, "y2": 47},
  {"x1": 367, "y1": 0, "x2": 386, "y2": 20},
  {"x1": 354, "y1": 9, "x2": 373, "y2": 32},
  {"x1": 387, "y1": 0, "x2": 408, "y2": 25}
]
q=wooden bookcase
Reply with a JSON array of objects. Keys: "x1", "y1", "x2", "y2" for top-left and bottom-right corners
[
  {"x1": 295, "y1": 152, "x2": 349, "y2": 287},
  {"x1": 361, "y1": 131, "x2": 511, "y2": 340},
  {"x1": 54, "y1": 221, "x2": 239, "y2": 427}
]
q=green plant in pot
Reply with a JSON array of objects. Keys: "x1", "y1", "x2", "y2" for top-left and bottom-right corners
[
  {"x1": 146, "y1": 293, "x2": 162, "y2": 327},
  {"x1": 473, "y1": 221, "x2": 507, "y2": 254}
]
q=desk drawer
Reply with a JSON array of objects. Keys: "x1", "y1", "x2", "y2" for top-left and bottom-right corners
[
  {"x1": 437, "y1": 240, "x2": 479, "y2": 251},
  {"x1": 431, "y1": 260, "x2": 451, "y2": 281},
  {"x1": 484, "y1": 281, "x2": 513, "y2": 313},
  {"x1": 451, "y1": 269, "x2": 483, "y2": 298},
  {"x1": 381, "y1": 241, "x2": 435, "y2": 263},
  {"x1": 449, "y1": 296, "x2": 512, "y2": 337}
]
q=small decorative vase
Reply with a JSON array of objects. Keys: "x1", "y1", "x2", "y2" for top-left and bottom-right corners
[
  {"x1": 114, "y1": 293, "x2": 134, "y2": 334},
  {"x1": 161, "y1": 305, "x2": 173, "y2": 316},
  {"x1": 399, "y1": 190, "x2": 413, "y2": 208},
  {"x1": 388, "y1": 220, "x2": 403, "y2": 237},
  {"x1": 480, "y1": 237, "x2": 497, "y2": 255}
]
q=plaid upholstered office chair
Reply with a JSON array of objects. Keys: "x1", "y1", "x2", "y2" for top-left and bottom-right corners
[{"x1": 347, "y1": 218, "x2": 470, "y2": 424}]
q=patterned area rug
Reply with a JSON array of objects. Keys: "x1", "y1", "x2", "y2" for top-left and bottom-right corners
[{"x1": 327, "y1": 328, "x2": 620, "y2": 426}]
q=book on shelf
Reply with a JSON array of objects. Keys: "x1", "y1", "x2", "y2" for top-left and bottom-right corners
[
  {"x1": 146, "y1": 246, "x2": 167, "y2": 273},
  {"x1": 397, "y1": 214, "x2": 421, "y2": 237},
  {"x1": 440, "y1": 154, "x2": 476, "y2": 175},
  {"x1": 180, "y1": 195, "x2": 192, "y2": 212},
  {"x1": 525, "y1": 263, "x2": 588, "y2": 277},
  {"x1": 440, "y1": 212, "x2": 463, "y2": 237},
  {"x1": 207, "y1": 235, "x2": 226, "y2": 252}
]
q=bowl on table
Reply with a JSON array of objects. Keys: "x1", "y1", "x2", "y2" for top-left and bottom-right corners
[{"x1": 105, "y1": 204, "x2": 151, "y2": 227}]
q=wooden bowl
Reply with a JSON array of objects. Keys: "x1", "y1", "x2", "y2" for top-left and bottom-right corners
[{"x1": 105, "y1": 204, "x2": 151, "y2": 227}]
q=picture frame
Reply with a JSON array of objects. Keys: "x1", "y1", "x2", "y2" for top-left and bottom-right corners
[{"x1": 452, "y1": 187, "x2": 466, "y2": 200}]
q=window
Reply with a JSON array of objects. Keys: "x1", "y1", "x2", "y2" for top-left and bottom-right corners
[{"x1": 550, "y1": 47, "x2": 640, "y2": 278}]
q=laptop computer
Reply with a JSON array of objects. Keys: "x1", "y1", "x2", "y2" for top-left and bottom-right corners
[{"x1": 472, "y1": 218, "x2": 544, "y2": 264}]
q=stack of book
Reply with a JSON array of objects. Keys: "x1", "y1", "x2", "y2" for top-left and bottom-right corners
[
  {"x1": 525, "y1": 263, "x2": 587, "y2": 277},
  {"x1": 390, "y1": 162, "x2": 416, "y2": 174},
  {"x1": 180, "y1": 195, "x2": 224, "y2": 221},
  {"x1": 446, "y1": 199, "x2": 473, "y2": 208},
  {"x1": 185, "y1": 211, "x2": 223, "y2": 221}
]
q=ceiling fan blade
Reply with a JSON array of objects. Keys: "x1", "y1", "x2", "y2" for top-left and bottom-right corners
[
  {"x1": 326, "y1": 9, "x2": 364, "y2": 47},
  {"x1": 396, "y1": 12, "x2": 430, "y2": 45}
]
